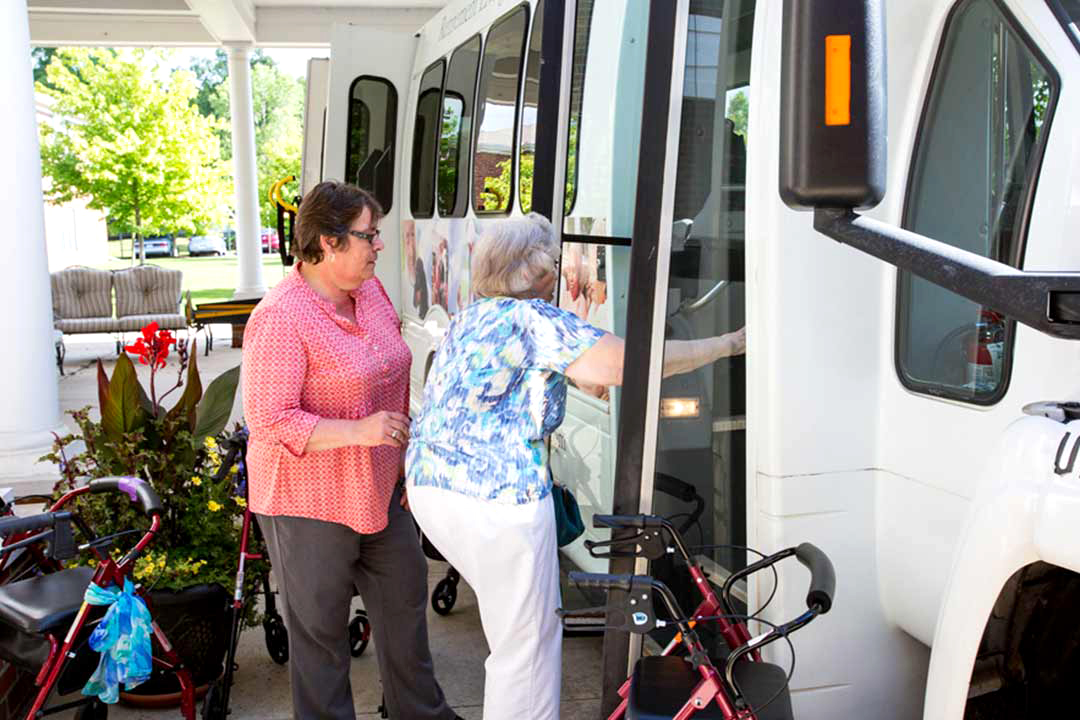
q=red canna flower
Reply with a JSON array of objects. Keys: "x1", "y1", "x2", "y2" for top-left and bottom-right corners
[{"x1": 125, "y1": 323, "x2": 178, "y2": 369}]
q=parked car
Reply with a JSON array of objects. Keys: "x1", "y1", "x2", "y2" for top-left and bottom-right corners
[
  {"x1": 141, "y1": 235, "x2": 177, "y2": 258},
  {"x1": 260, "y1": 228, "x2": 280, "y2": 254},
  {"x1": 188, "y1": 234, "x2": 227, "y2": 256}
]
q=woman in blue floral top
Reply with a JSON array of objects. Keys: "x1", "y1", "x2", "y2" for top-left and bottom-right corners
[{"x1": 406, "y1": 214, "x2": 745, "y2": 719}]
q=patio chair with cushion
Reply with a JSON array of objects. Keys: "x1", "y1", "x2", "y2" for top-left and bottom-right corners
[
  {"x1": 50, "y1": 266, "x2": 116, "y2": 337},
  {"x1": 50, "y1": 265, "x2": 190, "y2": 373},
  {"x1": 112, "y1": 265, "x2": 187, "y2": 333}
]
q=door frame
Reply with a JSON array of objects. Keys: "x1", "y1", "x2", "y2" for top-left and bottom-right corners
[{"x1": 599, "y1": 0, "x2": 690, "y2": 712}]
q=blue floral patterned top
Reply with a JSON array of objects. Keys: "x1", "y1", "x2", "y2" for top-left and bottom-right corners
[{"x1": 406, "y1": 297, "x2": 605, "y2": 504}]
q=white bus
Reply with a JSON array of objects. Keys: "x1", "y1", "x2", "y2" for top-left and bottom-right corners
[{"x1": 304, "y1": 0, "x2": 1080, "y2": 717}]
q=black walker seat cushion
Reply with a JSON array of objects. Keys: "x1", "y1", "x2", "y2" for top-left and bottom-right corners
[
  {"x1": 627, "y1": 656, "x2": 726, "y2": 720},
  {"x1": 731, "y1": 659, "x2": 794, "y2": 720},
  {"x1": 627, "y1": 655, "x2": 794, "y2": 720},
  {"x1": 0, "y1": 567, "x2": 94, "y2": 634}
]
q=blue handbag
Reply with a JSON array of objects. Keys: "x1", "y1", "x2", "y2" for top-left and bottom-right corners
[{"x1": 551, "y1": 481, "x2": 585, "y2": 547}]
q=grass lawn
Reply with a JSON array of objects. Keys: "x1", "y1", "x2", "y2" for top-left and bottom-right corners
[{"x1": 100, "y1": 238, "x2": 290, "y2": 306}]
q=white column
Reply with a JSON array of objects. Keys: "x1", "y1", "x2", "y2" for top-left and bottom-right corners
[
  {"x1": 0, "y1": 1, "x2": 64, "y2": 492},
  {"x1": 227, "y1": 43, "x2": 267, "y2": 300}
]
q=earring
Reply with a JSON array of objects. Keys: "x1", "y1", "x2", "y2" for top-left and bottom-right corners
[{"x1": 329, "y1": 253, "x2": 336, "y2": 263}]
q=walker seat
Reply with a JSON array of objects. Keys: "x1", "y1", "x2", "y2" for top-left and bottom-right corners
[
  {"x1": 0, "y1": 566, "x2": 97, "y2": 678},
  {"x1": 627, "y1": 655, "x2": 794, "y2": 720},
  {"x1": 0, "y1": 566, "x2": 94, "y2": 635}
]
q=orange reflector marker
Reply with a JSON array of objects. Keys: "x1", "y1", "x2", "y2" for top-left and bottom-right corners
[{"x1": 825, "y1": 34, "x2": 852, "y2": 126}]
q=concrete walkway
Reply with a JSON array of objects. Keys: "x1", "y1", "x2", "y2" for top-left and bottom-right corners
[{"x1": 49, "y1": 331, "x2": 604, "y2": 720}]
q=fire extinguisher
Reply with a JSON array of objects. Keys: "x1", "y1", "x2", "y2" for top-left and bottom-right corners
[{"x1": 966, "y1": 309, "x2": 1005, "y2": 393}]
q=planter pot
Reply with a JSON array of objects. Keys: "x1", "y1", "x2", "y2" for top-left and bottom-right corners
[{"x1": 119, "y1": 583, "x2": 230, "y2": 706}]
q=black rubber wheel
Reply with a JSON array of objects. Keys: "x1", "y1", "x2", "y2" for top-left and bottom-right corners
[
  {"x1": 200, "y1": 681, "x2": 226, "y2": 720},
  {"x1": 264, "y1": 614, "x2": 290, "y2": 665},
  {"x1": 431, "y1": 578, "x2": 457, "y2": 615},
  {"x1": 74, "y1": 698, "x2": 108, "y2": 720},
  {"x1": 349, "y1": 610, "x2": 372, "y2": 657}
]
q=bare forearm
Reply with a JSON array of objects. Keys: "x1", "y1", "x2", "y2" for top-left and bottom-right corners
[
  {"x1": 662, "y1": 336, "x2": 736, "y2": 378},
  {"x1": 304, "y1": 418, "x2": 360, "y2": 452},
  {"x1": 301, "y1": 410, "x2": 412, "y2": 453}
]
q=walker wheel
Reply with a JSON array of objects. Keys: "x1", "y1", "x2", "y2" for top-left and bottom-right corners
[
  {"x1": 349, "y1": 610, "x2": 372, "y2": 657},
  {"x1": 74, "y1": 699, "x2": 108, "y2": 720},
  {"x1": 432, "y1": 578, "x2": 457, "y2": 615},
  {"x1": 200, "y1": 681, "x2": 226, "y2": 720},
  {"x1": 264, "y1": 614, "x2": 289, "y2": 665}
]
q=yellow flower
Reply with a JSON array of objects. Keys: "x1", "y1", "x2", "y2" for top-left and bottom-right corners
[
  {"x1": 234, "y1": 497, "x2": 247, "y2": 508},
  {"x1": 204, "y1": 437, "x2": 218, "y2": 450},
  {"x1": 207, "y1": 500, "x2": 222, "y2": 512},
  {"x1": 190, "y1": 476, "x2": 202, "y2": 486}
]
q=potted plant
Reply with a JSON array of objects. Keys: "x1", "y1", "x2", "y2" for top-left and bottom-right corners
[{"x1": 42, "y1": 323, "x2": 261, "y2": 703}]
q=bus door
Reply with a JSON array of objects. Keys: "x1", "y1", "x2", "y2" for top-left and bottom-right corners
[
  {"x1": 324, "y1": 24, "x2": 417, "y2": 308},
  {"x1": 548, "y1": 0, "x2": 650, "y2": 579},
  {"x1": 583, "y1": 0, "x2": 757, "y2": 710}
]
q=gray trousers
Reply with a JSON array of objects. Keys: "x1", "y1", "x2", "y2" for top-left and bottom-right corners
[{"x1": 257, "y1": 488, "x2": 455, "y2": 720}]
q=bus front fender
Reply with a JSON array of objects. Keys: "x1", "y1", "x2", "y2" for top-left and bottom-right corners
[{"x1": 923, "y1": 414, "x2": 1080, "y2": 720}]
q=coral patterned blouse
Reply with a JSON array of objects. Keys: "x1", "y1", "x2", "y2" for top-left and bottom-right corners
[{"x1": 242, "y1": 266, "x2": 410, "y2": 534}]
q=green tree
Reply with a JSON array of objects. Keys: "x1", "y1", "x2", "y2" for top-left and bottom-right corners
[
  {"x1": 490, "y1": 116, "x2": 576, "y2": 215},
  {"x1": 38, "y1": 48, "x2": 230, "y2": 261},
  {"x1": 190, "y1": 51, "x2": 304, "y2": 227},
  {"x1": 726, "y1": 89, "x2": 749, "y2": 143}
]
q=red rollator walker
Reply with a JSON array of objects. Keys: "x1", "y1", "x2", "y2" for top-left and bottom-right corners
[
  {"x1": 563, "y1": 514, "x2": 836, "y2": 720},
  {"x1": 200, "y1": 427, "x2": 373, "y2": 720},
  {"x1": 0, "y1": 476, "x2": 196, "y2": 720}
]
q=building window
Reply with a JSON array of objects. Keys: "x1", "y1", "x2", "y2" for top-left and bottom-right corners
[
  {"x1": 897, "y1": 0, "x2": 1057, "y2": 403},
  {"x1": 438, "y1": 36, "x2": 482, "y2": 217},
  {"x1": 410, "y1": 60, "x2": 445, "y2": 218},
  {"x1": 345, "y1": 76, "x2": 397, "y2": 211},
  {"x1": 473, "y1": 5, "x2": 529, "y2": 215}
]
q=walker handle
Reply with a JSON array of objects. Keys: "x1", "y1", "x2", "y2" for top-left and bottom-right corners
[
  {"x1": 796, "y1": 542, "x2": 836, "y2": 614},
  {"x1": 0, "y1": 511, "x2": 72, "y2": 539},
  {"x1": 88, "y1": 477, "x2": 164, "y2": 518}
]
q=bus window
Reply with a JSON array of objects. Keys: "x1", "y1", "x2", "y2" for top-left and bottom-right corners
[
  {"x1": 438, "y1": 36, "x2": 482, "y2": 217},
  {"x1": 518, "y1": 0, "x2": 542, "y2": 213},
  {"x1": 647, "y1": 0, "x2": 755, "y2": 634},
  {"x1": 345, "y1": 76, "x2": 397, "y2": 211},
  {"x1": 562, "y1": 0, "x2": 648, "y2": 240},
  {"x1": 897, "y1": 0, "x2": 1057, "y2": 404},
  {"x1": 410, "y1": 60, "x2": 445, "y2": 219},
  {"x1": 472, "y1": 5, "x2": 528, "y2": 215}
]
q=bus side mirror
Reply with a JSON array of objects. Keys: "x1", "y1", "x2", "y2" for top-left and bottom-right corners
[{"x1": 779, "y1": 0, "x2": 887, "y2": 211}]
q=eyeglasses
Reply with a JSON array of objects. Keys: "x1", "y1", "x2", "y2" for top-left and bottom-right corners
[{"x1": 347, "y1": 229, "x2": 381, "y2": 243}]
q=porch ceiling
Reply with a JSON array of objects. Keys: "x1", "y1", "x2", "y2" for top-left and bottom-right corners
[{"x1": 28, "y1": 0, "x2": 445, "y2": 47}]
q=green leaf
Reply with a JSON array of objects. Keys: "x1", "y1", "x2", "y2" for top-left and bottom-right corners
[
  {"x1": 101, "y1": 354, "x2": 148, "y2": 439},
  {"x1": 165, "y1": 338, "x2": 203, "y2": 434},
  {"x1": 96, "y1": 359, "x2": 109, "y2": 412},
  {"x1": 192, "y1": 365, "x2": 239, "y2": 444}
]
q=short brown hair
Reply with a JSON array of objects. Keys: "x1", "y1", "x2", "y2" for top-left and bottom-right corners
[{"x1": 294, "y1": 181, "x2": 384, "y2": 263}]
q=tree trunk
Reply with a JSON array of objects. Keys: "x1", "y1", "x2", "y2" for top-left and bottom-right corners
[{"x1": 135, "y1": 183, "x2": 145, "y2": 266}]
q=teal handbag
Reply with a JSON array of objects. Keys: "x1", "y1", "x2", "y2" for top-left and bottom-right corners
[{"x1": 551, "y1": 481, "x2": 585, "y2": 547}]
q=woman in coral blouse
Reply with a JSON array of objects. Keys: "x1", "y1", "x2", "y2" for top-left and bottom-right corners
[{"x1": 243, "y1": 181, "x2": 459, "y2": 720}]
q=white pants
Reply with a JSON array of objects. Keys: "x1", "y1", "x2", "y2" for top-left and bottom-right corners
[{"x1": 408, "y1": 484, "x2": 562, "y2": 720}]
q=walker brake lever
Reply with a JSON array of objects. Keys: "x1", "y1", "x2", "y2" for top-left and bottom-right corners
[
  {"x1": 584, "y1": 527, "x2": 670, "y2": 562},
  {"x1": 583, "y1": 535, "x2": 646, "y2": 559}
]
